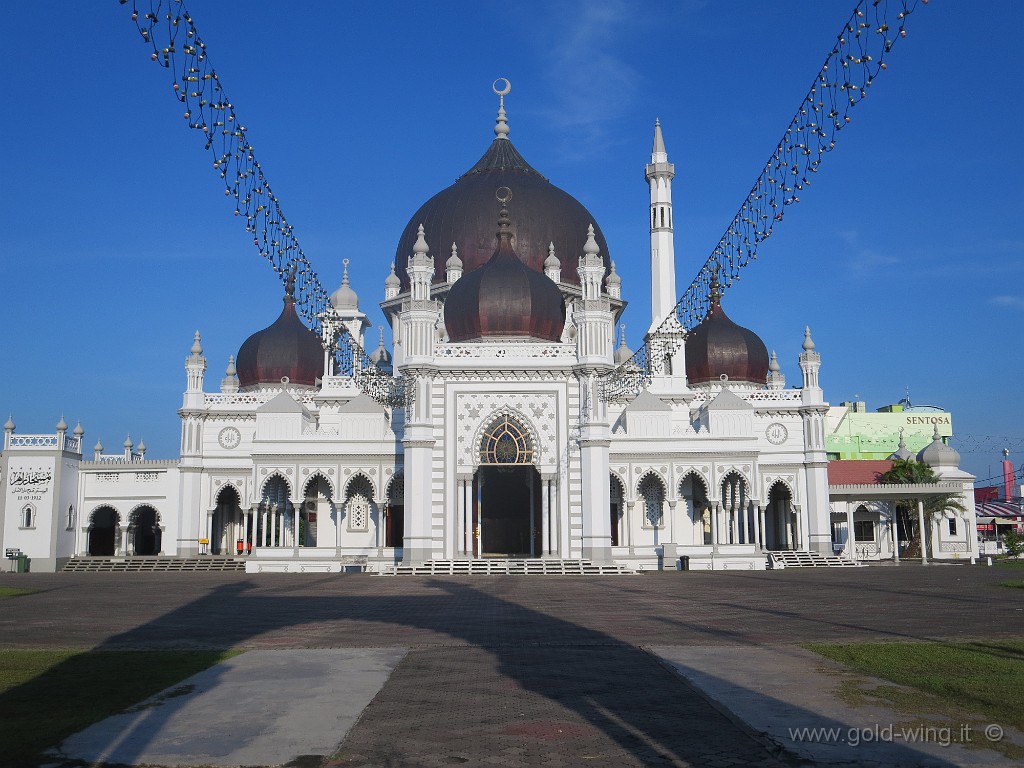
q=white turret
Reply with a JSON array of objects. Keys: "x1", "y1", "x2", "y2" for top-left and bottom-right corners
[
  {"x1": 544, "y1": 242, "x2": 561, "y2": 283},
  {"x1": 185, "y1": 331, "x2": 207, "y2": 395},
  {"x1": 221, "y1": 355, "x2": 239, "y2": 394},
  {"x1": 446, "y1": 243, "x2": 463, "y2": 284},
  {"x1": 646, "y1": 119, "x2": 677, "y2": 334},
  {"x1": 799, "y1": 326, "x2": 822, "y2": 403}
]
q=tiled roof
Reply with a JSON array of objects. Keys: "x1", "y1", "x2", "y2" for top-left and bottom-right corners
[{"x1": 828, "y1": 460, "x2": 894, "y2": 486}]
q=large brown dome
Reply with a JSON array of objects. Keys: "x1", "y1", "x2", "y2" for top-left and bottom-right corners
[
  {"x1": 444, "y1": 204, "x2": 566, "y2": 342},
  {"x1": 685, "y1": 275, "x2": 769, "y2": 386},
  {"x1": 237, "y1": 273, "x2": 324, "y2": 389},
  {"x1": 395, "y1": 135, "x2": 611, "y2": 291}
]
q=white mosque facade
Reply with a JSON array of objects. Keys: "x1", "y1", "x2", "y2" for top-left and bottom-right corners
[{"x1": 1, "y1": 103, "x2": 979, "y2": 573}]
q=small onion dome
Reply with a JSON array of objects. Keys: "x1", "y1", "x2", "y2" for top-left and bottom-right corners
[
  {"x1": 444, "y1": 201, "x2": 566, "y2": 343},
  {"x1": 237, "y1": 268, "x2": 324, "y2": 388},
  {"x1": 4, "y1": 415, "x2": 15, "y2": 431},
  {"x1": 614, "y1": 325, "x2": 634, "y2": 365},
  {"x1": 73, "y1": 422, "x2": 84, "y2": 437},
  {"x1": 605, "y1": 261, "x2": 621, "y2": 288},
  {"x1": 768, "y1": 351, "x2": 781, "y2": 373},
  {"x1": 889, "y1": 430, "x2": 914, "y2": 461},
  {"x1": 384, "y1": 263, "x2": 401, "y2": 290},
  {"x1": 137, "y1": 439, "x2": 146, "y2": 453},
  {"x1": 685, "y1": 271, "x2": 769, "y2": 386},
  {"x1": 330, "y1": 259, "x2": 359, "y2": 311},
  {"x1": 369, "y1": 327, "x2": 393, "y2": 373},
  {"x1": 544, "y1": 242, "x2": 560, "y2": 270},
  {"x1": 446, "y1": 243, "x2": 463, "y2": 270},
  {"x1": 124, "y1": 435, "x2": 134, "y2": 449},
  {"x1": 56, "y1": 415, "x2": 68, "y2": 432},
  {"x1": 190, "y1": 331, "x2": 203, "y2": 356},
  {"x1": 94, "y1": 438, "x2": 103, "y2": 452},
  {"x1": 917, "y1": 424, "x2": 960, "y2": 468}
]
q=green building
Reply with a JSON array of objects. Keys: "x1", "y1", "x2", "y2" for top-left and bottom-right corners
[{"x1": 825, "y1": 399, "x2": 953, "y2": 461}]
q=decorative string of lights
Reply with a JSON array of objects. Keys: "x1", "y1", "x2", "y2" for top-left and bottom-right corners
[
  {"x1": 600, "y1": 0, "x2": 925, "y2": 401},
  {"x1": 120, "y1": 0, "x2": 407, "y2": 406}
]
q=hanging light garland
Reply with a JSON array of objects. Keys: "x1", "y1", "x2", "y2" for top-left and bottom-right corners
[
  {"x1": 600, "y1": 0, "x2": 925, "y2": 401},
  {"x1": 120, "y1": 0, "x2": 408, "y2": 406}
]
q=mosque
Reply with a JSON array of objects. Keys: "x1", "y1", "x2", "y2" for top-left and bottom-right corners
[{"x1": 1, "y1": 90, "x2": 979, "y2": 573}]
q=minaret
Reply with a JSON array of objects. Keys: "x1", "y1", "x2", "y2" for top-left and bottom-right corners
[
  {"x1": 185, "y1": 331, "x2": 206, "y2": 395},
  {"x1": 797, "y1": 325, "x2": 831, "y2": 555},
  {"x1": 646, "y1": 118, "x2": 676, "y2": 334}
]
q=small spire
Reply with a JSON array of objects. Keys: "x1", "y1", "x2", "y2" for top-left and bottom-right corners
[
  {"x1": 802, "y1": 326, "x2": 815, "y2": 351},
  {"x1": 94, "y1": 438, "x2": 103, "y2": 452},
  {"x1": 496, "y1": 190, "x2": 513, "y2": 243},
  {"x1": 225, "y1": 355, "x2": 237, "y2": 377},
  {"x1": 190, "y1": 331, "x2": 203, "y2": 356},
  {"x1": 341, "y1": 258, "x2": 351, "y2": 288},
  {"x1": 385, "y1": 262, "x2": 401, "y2": 287},
  {"x1": 446, "y1": 242, "x2": 462, "y2": 268},
  {"x1": 413, "y1": 224, "x2": 429, "y2": 257},
  {"x1": 606, "y1": 261, "x2": 621, "y2": 285},
  {"x1": 124, "y1": 434, "x2": 134, "y2": 450},
  {"x1": 544, "y1": 242, "x2": 560, "y2": 268},
  {"x1": 652, "y1": 117, "x2": 667, "y2": 157},
  {"x1": 769, "y1": 351, "x2": 780, "y2": 373},
  {"x1": 4, "y1": 415, "x2": 14, "y2": 431},
  {"x1": 614, "y1": 324, "x2": 634, "y2": 365},
  {"x1": 493, "y1": 78, "x2": 511, "y2": 139},
  {"x1": 138, "y1": 439, "x2": 147, "y2": 455},
  {"x1": 57, "y1": 415, "x2": 68, "y2": 432},
  {"x1": 583, "y1": 224, "x2": 600, "y2": 257},
  {"x1": 708, "y1": 265, "x2": 722, "y2": 307},
  {"x1": 73, "y1": 422, "x2": 84, "y2": 437}
]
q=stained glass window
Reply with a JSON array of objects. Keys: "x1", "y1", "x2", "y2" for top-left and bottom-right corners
[{"x1": 480, "y1": 415, "x2": 533, "y2": 465}]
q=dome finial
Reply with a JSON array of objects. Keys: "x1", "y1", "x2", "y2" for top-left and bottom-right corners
[
  {"x1": 413, "y1": 224, "x2": 429, "y2": 257},
  {"x1": 769, "y1": 350, "x2": 780, "y2": 373},
  {"x1": 583, "y1": 224, "x2": 600, "y2": 257},
  {"x1": 330, "y1": 258, "x2": 360, "y2": 310},
  {"x1": 284, "y1": 263, "x2": 297, "y2": 305},
  {"x1": 496, "y1": 187, "x2": 513, "y2": 242},
  {"x1": 802, "y1": 326, "x2": 815, "y2": 351},
  {"x1": 708, "y1": 263, "x2": 722, "y2": 309},
  {"x1": 492, "y1": 78, "x2": 511, "y2": 139},
  {"x1": 191, "y1": 330, "x2": 203, "y2": 356}
]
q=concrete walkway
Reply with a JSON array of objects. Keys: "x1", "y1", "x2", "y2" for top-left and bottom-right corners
[
  {"x1": 651, "y1": 645, "x2": 1022, "y2": 767},
  {"x1": 48, "y1": 649, "x2": 406, "y2": 767}
]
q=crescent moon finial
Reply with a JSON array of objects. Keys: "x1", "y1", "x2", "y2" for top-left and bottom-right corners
[
  {"x1": 492, "y1": 78, "x2": 511, "y2": 139},
  {"x1": 495, "y1": 186, "x2": 512, "y2": 204}
]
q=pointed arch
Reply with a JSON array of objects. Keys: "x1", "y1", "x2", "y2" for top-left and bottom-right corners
[
  {"x1": 385, "y1": 472, "x2": 404, "y2": 548},
  {"x1": 257, "y1": 475, "x2": 294, "y2": 547},
  {"x1": 215, "y1": 483, "x2": 242, "y2": 507},
  {"x1": 342, "y1": 474, "x2": 376, "y2": 534},
  {"x1": 303, "y1": 471, "x2": 336, "y2": 499},
  {"x1": 128, "y1": 504, "x2": 162, "y2": 556},
  {"x1": 637, "y1": 472, "x2": 667, "y2": 528},
  {"x1": 679, "y1": 470, "x2": 712, "y2": 546},
  {"x1": 259, "y1": 473, "x2": 292, "y2": 501},
  {"x1": 609, "y1": 473, "x2": 626, "y2": 546},
  {"x1": 212, "y1": 485, "x2": 243, "y2": 555},
  {"x1": 479, "y1": 412, "x2": 535, "y2": 465},
  {"x1": 87, "y1": 505, "x2": 120, "y2": 556},
  {"x1": 765, "y1": 480, "x2": 794, "y2": 551}
]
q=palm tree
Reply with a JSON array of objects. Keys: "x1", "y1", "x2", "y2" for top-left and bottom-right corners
[{"x1": 879, "y1": 458, "x2": 967, "y2": 557}]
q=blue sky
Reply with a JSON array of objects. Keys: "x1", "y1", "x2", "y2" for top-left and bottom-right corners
[{"x1": 2, "y1": 1, "x2": 1021, "y2": 484}]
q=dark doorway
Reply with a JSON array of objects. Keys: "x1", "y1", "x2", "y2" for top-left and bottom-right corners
[
  {"x1": 131, "y1": 506, "x2": 161, "y2": 556},
  {"x1": 88, "y1": 507, "x2": 118, "y2": 556},
  {"x1": 386, "y1": 476, "x2": 404, "y2": 548},
  {"x1": 474, "y1": 466, "x2": 541, "y2": 556}
]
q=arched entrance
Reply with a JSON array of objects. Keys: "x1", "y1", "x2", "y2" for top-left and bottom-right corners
[
  {"x1": 679, "y1": 472, "x2": 711, "y2": 546},
  {"x1": 473, "y1": 414, "x2": 541, "y2": 557},
  {"x1": 130, "y1": 506, "x2": 161, "y2": 555},
  {"x1": 385, "y1": 475, "x2": 404, "y2": 548},
  {"x1": 211, "y1": 486, "x2": 242, "y2": 555},
  {"x1": 302, "y1": 476, "x2": 333, "y2": 548},
  {"x1": 609, "y1": 475, "x2": 625, "y2": 547},
  {"x1": 720, "y1": 472, "x2": 750, "y2": 545},
  {"x1": 764, "y1": 482, "x2": 793, "y2": 550},
  {"x1": 88, "y1": 506, "x2": 119, "y2": 556},
  {"x1": 257, "y1": 475, "x2": 293, "y2": 548}
]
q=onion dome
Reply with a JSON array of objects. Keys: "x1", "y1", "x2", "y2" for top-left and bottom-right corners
[
  {"x1": 889, "y1": 429, "x2": 915, "y2": 461},
  {"x1": 93, "y1": 438, "x2": 103, "y2": 453},
  {"x1": 330, "y1": 259, "x2": 359, "y2": 311},
  {"x1": 444, "y1": 199, "x2": 566, "y2": 342},
  {"x1": 605, "y1": 261, "x2": 621, "y2": 289},
  {"x1": 190, "y1": 331, "x2": 203, "y2": 356},
  {"x1": 369, "y1": 327, "x2": 393, "y2": 373},
  {"x1": 56, "y1": 415, "x2": 68, "y2": 432},
  {"x1": 917, "y1": 424, "x2": 961, "y2": 469},
  {"x1": 614, "y1": 324, "x2": 634, "y2": 365},
  {"x1": 237, "y1": 266, "x2": 324, "y2": 388},
  {"x1": 4, "y1": 415, "x2": 14, "y2": 431},
  {"x1": 394, "y1": 85, "x2": 611, "y2": 291},
  {"x1": 73, "y1": 422, "x2": 84, "y2": 438},
  {"x1": 446, "y1": 243, "x2": 463, "y2": 271},
  {"x1": 685, "y1": 270, "x2": 769, "y2": 386},
  {"x1": 124, "y1": 435, "x2": 134, "y2": 450}
]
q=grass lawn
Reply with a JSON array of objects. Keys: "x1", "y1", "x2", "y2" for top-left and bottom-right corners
[
  {"x1": 0, "y1": 587, "x2": 37, "y2": 599},
  {"x1": 807, "y1": 641, "x2": 1024, "y2": 757},
  {"x1": 0, "y1": 649, "x2": 238, "y2": 767},
  {"x1": 1001, "y1": 580, "x2": 1024, "y2": 589}
]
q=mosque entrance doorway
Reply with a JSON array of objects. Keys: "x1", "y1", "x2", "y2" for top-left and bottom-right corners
[
  {"x1": 88, "y1": 507, "x2": 119, "y2": 556},
  {"x1": 474, "y1": 465, "x2": 541, "y2": 557},
  {"x1": 473, "y1": 414, "x2": 541, "y2": 557}
]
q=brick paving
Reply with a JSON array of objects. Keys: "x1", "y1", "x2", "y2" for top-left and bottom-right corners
[{"x1": 2, "y1": 565, "x2": 1021, "y2": 767}]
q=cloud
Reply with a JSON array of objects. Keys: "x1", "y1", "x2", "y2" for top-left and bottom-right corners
[{"x1": 990, "y1": 295, "x2": 1024, "y2": 309}]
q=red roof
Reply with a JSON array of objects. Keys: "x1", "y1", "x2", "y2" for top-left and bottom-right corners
[{"x1": 828, "y1": 460, "x2": 894, "y2": 485}]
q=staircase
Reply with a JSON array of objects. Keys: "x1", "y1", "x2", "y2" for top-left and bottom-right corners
[
  {"x1": 62, "y1": 556, "x2": 246, "y2": 573},
  {"x1": 380, "y1": 558, "x2": 636, "y2": 576},
  {"x1": 767, "y1": 550, "x2": 859, "y2": 568}
]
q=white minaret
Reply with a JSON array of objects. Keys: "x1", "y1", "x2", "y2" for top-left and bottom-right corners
[{"x1": 646, "y1": 118, "x2": 676, "y2": 334}]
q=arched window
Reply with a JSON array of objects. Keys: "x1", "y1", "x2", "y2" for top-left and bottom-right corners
[
  {"x1": 22, "y1": 505, "x2": 34, "y2": 529},
  {"x1": 67, "y1": 505, "x2": 75, "y2": 530},
  {"x1": 480, "y1": 415, "x2": 533, "y2": 465},
  {"x1": 639, "y1": 475, "x2": 665, "y2": 528},
  {"x1": 345, "y1": 476, "x2": 373, "y2": 532}
]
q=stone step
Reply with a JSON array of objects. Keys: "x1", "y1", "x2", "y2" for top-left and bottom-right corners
[
  {"x1": 766, "y1": 550, "x2": 859, "y2": 568},
  {"x1": 62, "y1": 556, "x2": 245, "y2": 573},
  {"x1": 379, "y1": 559, "x2": 636, "y2": 576}
]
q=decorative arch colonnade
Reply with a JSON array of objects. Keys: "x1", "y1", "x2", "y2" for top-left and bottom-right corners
[
  {"x1": 608, "y1": 468, "x2": 804, "y2": 552},
  {"x1": 83, "y1": 504, "x2": 163, "y2": 556},
  {"x1": 207, "y1": 471, "x2": 404, "y2": 555}
]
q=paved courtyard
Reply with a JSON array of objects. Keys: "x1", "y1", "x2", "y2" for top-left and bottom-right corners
[{"x1": 1, "y1": 565, "x2": 1021, "y2": 766}]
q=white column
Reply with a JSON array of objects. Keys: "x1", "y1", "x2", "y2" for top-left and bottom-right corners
[
  {"x1": 457, "y1": 478, "x2": 466, "y2": 556},
  {"x1": 794, "y1": 507, "x2": 803, "y2": 551},
  {"x1": 541, "y1": 477, "x2": 550, "y2": 556},
  {"x1": 755, "y1": 504, "x2": 764, "y2": 549},
  {"x1": 711, "y1": 502, "x2": 720, "y2": 553},
  {"x1": 917, "y1": 500, "x2": 928, "y2": 564},
  {"x1": 890, "y1": 512, "x2": 900, "y2": 564},
  {"x1": 845, "y1": 504, "x2": 856, "y2": 561}
]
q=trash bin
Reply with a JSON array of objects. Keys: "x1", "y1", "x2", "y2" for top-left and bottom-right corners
[
  {"x1": 680, "y1": 555, "x2": 690, "y2": 571},
  {"x1": 14, "y1": 555, "x2": 28, "y2": 573}
]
